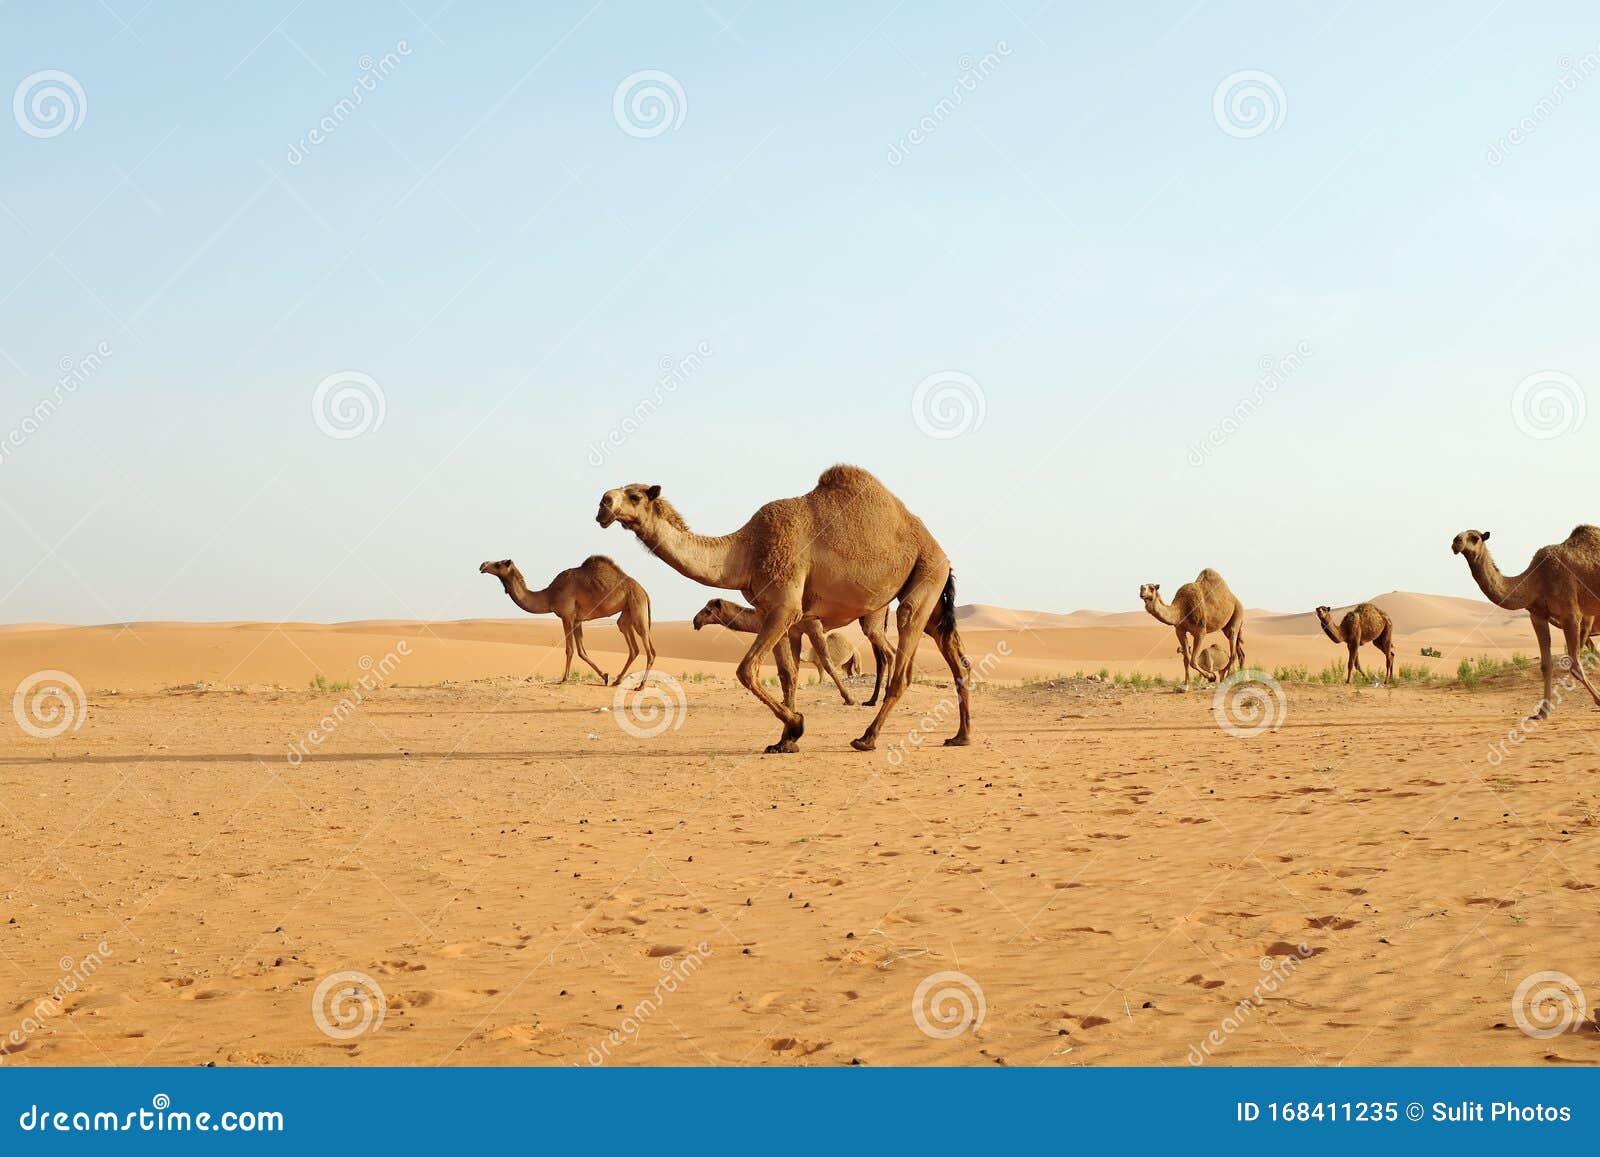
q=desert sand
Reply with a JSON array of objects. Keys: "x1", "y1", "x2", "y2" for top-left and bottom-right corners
[{"x1": 2, "y1": 593, "x2": 1597, "y2": 1066}]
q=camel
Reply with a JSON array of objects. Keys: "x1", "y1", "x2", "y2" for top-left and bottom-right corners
[
  {"x1": 1315, "y1": 603, "x2": 1395, "y2": 683},
  {"x1": 1139, "y1": 568, "x2": 1246, "y2": 684},
  {"x1": 1451, "y1": 526, "x2": 1600, "y2": 720},
  {"x1": 597, "y1": 465, "x2": 971, "y2": 753},
  {"x1": 693, "y1": 598, "x2": 862, "y2": 706},
  {"x1": 1185, "y1": 643, "x2": 1230, "y2": 683},
  {"x1": 478, "y1": 556, "x2": 655, "y2": 686}
]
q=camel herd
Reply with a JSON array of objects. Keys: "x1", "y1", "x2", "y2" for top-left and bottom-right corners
[{"x1": 478, "y1": 464, "x2": 1600, "y2": 749}]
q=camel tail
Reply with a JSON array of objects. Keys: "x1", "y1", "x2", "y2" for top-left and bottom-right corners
[{"x1": 939, "y1": 571, "x2": 958, "y2": 635}]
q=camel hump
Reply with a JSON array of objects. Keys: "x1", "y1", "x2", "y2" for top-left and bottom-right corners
[
  {"x1": 815, "y1": 464, "x2": 879, "y2": 492},
  {"x1": 581, "y1": 554, "x2": 630, "y2": 581},
  {"x1": 1567, "y1": 525, "x2": 1600, "y2": 544},
  {"x1": 1194, "y1": 567, "x2": 1225, "y2": 584}
]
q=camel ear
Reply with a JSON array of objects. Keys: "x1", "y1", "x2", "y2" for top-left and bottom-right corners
[
  {"x1": 646, "y1": 485, "x2": 661, "y2": 500},
  {"x1": 1482, "y1": 531, "x2": 1490, "y2": 542}
]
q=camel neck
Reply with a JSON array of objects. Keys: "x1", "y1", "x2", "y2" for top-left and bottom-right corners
[
  {"x1": 637, "y1": 520, "x2": 749, "y2": 591},
  {"x1": 1145, "y1": 598, "x2": 1183, "y2": 627},
  {"x1": 500, "y1": 571, "x2": 552, "y2": 615},
  {"x1": 1318, "y1": 618, "x2": 1344, "y2": 644},
  {"x1": 1467, "y1": 551, "x2": 1532, "y2": 611}
]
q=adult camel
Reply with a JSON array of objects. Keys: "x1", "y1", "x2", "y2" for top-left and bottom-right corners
[{"x1": 597, "y1": 465, "x2": 971, "y2": 753}]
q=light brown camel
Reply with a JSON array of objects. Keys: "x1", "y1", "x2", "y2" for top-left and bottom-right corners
[
  {"x1": 1139, "y1": 568, "x2": 1246, "y2": 684},
  {"x1": 479, "y1": 556, "x2": 655, "y2": 686},
  {"x1": 1185, "y1": 643, "x2": 1230, "y2": 683},
  {"x1": 1315, "y1": 603, "x2": 1395, "y2": 683},
  {"x1": 693, "y1": 598, "x2": 861, "y2": 706},
  {"x1": 1452, "y1": 526, "x2": 1600, "y2": 720},
  {"x1": 598, "y1": 465, "x2": 971, "y2": 753}
]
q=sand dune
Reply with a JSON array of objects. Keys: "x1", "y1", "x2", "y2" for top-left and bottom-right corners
[{"x1": 0, "y1": 593, "x2": 1539, "y2": 694}]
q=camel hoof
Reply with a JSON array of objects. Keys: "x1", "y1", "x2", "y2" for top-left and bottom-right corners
[
  {"x1": 850, "y1": 736, "x2": 876, "y2": 752},
  {"x1": 764, "y1": 740, "x2": 799, "y2": 754},
  {"x1": 944, "y1": 734, "x2": 971, "y2": 747}
]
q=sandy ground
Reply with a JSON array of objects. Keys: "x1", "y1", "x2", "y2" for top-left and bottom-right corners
[{"x1": 2, "y1": 606, "x2": 1600, "y2": 1066}]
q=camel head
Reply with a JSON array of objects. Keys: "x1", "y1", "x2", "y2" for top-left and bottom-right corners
[
  {"x1": 1138, "y1": 582, "x2": 1160, "y2": 608},
  {"x1": 1314, "y1": 605, "x2": 1333, "y2": 624},
  {"x1": 479, "y1": 559, "x2": 516, "y2": 578},
  {"x1": 1451, "y1": 529, "x2": 1490, "y2": 558},
  {"x1": 692, "y1": 598, "x2": 736, "y2": 631},
  {"x1": 597, "y1": 484, "x2": 661, "y2": 531}
]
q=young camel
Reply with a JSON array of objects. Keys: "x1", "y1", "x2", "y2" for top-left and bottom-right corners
[
  {"x1": 693, "y1": 598, "x2": 861, "y2": 706},
  {"x1": 1315, "y1": 603, "x2": 1395, "y2": 683},
  {"x1": 597, "y1": 465, "x2": 971, "y2": 753},
  {"x1": 478, "y1": 556, "x2": 655, "y2": 686},
  {"x1": 1452, "y1": 526, "x2": 1600, "y2": 721},
  {"x1": 1139, "y1": 568, "x2": 1246, "y2": 684},
  {"x1": 1184, "y1": 643, "x2": 1230, "y2": 683}
]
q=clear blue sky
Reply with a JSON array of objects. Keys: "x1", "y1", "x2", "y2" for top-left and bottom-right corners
[{"x1": 4, "y1": 1, "x2": 1599, "y2": 623}]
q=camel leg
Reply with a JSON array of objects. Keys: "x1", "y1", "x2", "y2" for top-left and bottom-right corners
[
  {"x1": 930, "y1": 617, "x2": 973, "y2": 747},
  {"x1": 859, "y1": 609, "x2": 894, "y2": 707},
  {"x1": 1530, "y1": 614, "x2": 1554, "y2": 721},
  {"x1": 735, "y1": 605, "x2": 805, "y2": 753},
  {"x1": 613, "y1": 611, "x2": 642, "y2": 686},
  {"x1": 852, "y1": 575, "x2": 942, "y2": 752},
  {"x1": 559, "y1": 617, "x2": 577, "y2": 682},
  {"x1": 771, "y1": 637, "x2": 800, "y2": 711},
  {"x1": 801, "y1": 619, "x2": 856, "y2": 706},
  {"x1": 1230, "y1": 626, "x2": 1246, "y2": 675},
  {"x1": 570, "y1": 622, "x2": 609, "y2": 685},
  {"x1": 1178, "y1": 631, "x2": 1195, "y2": 686},
  {"x1": 1561, "y1": 616, "x2": 1600, "y2": 708},
  {"x1": 1346, "y1": 642, "x2": 1359, "y2": 683}
]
